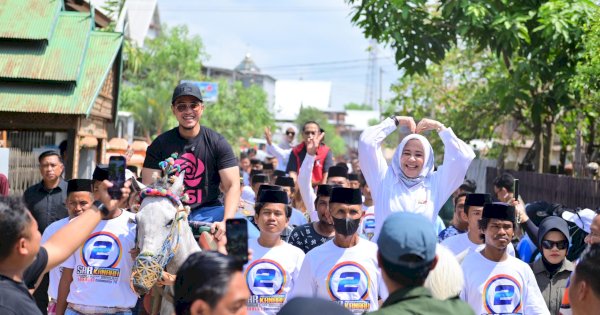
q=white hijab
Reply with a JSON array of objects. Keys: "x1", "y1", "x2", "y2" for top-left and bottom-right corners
[{"x1": 391, "y1": 134, "x2": 435, "y2": 188}]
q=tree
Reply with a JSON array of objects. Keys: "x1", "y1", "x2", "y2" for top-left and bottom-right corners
[
  {"x1": 294, "y1": 107, "x2": 346, "y2": 157},
  {"x1": 120, "y1": 25, "x2": 206, "y2": 141},
  {"x1": 202, "y1": 79, "x2": 274, "y2": 152},
  {"x1": 344, "y1": 102, "x2": 373, "y2": 110},
  {"x1": 348, "y1": 0, "x2": 598, "y2": 173}
]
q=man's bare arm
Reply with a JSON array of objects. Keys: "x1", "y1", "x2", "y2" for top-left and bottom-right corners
[{"x1": 141, "y1": 167, "x2": 161, "y2": 185}]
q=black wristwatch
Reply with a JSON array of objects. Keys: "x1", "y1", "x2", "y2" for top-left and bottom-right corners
[
  {"x1": 93, "y1": 200, "x2": 110, "y2": 216},
  {"x1": 390, "y1": 116, "x2": 400, "y2": 126}
]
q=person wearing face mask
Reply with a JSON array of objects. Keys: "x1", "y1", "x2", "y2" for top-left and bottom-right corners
[
  {"x1": 358, "y1": 117, "x2": 475, "y2": 240},
  {"x1": 290, "y1": 187, "x2": 388, "y2": 314},
  {"x1": 529, "y1": 216, "x2": 574, "y2": 315},
  {"x1": 288, "y1": 184, "x2": 335, "y2": 253}
]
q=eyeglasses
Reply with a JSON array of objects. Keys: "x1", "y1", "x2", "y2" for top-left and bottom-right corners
[
  {"x1": 541, "y1": 240, "x2": 569, "y2": 250},
  {"x1": 173, "y1": 102, "x2": 201, "y2": 112},
  {"x1": 286, "y1": 131, "x2": 295, "y2": 136}
]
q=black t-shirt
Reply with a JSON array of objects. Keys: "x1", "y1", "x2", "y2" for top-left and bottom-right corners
[
  {"x1": 0, "y1": 248, "x2": 47, "y2": 315},
  {"x1": 144, "y1": 127, "x2": 238, "y2": 210}
]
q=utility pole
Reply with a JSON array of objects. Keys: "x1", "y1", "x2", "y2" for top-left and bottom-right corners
[{"x1": 364, "y1": 40, "x2": 378, "y2": 111}]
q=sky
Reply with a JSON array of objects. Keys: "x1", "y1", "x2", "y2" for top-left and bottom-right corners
[{"x1": 156, "y1": 0, "x2": 401, "y2": 110}]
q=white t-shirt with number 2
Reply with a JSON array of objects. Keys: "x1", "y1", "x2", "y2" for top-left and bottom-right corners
[
  {"x1": 244, "y1": 238, "x2": 305, "y2": 315},
  {"x1": 460, "y1": 251, "x2": 550, "y2": 315},
  {"x1": 61, "y1": 211, "x2": 137, "y2": 308},
  {"x1": 291, "y1": 238, "x2": 387, "y2": 314}
]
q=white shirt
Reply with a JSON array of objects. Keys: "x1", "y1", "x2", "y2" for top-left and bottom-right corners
[
  {"x1": 41, "y1": 217, "x2": 69, "y2": 300},
  {"x1": 267, "y1": 144, "x2": 292, "y2": 171},
  {"x1": 289, "y1": 208, "x2": 307, "y2": 227},
  {"x1": 358, "y1": 118, "x2": 475, "y2": 239},
  {"x1": 245, "y1": 238, "x2": 305, "y2": 315},
  {"x1": 298, "y1": 154, "x2": 318, "y2": 222},
  {"x1": 360, "y1": 204, "x2": 375, "y2": 241},
  {"x1": 61, "y1": 211, "x2": 137, "y2": 308},
  {"x1": 442, "y1": 232, "x2": 516, "y2": 258},
  {"x1": 460, "y1": 251, "x2": 550, "y2": 315},
  {"x1": 291, "y1": 238, "x2": 388, "y2": 314}
]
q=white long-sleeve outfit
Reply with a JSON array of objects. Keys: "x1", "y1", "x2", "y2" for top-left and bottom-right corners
[
  {"x1": 266, "y1": 144, "x2": 291, "y2": 171},
  {"x1": 358, "y1": 118, "x2": 475, "y2": 239},
  {"x1": 298, "y1": 154, "x2": 318, "y2": 222}
]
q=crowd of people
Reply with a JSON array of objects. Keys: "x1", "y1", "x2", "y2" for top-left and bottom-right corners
[{"x1": 1, "y1": 82, "x2": 600, "y2": 315}]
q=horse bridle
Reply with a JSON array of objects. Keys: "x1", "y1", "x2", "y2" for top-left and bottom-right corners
[{"x1": 130, "y1": 193, "x2": 190, "y2": 296}]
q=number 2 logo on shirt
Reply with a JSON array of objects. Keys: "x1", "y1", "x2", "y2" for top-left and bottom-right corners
[
  {"x1": 483, "y1": 274, "x2": 523, "y2": 314},
  {"x1": 326, "y1": 262, "x2": 370, "y2": 302},
  {"x1": 80, "y1": 231, "x2": 122, "y2": 268},
  {"x1": 244, "y1": 259, "x2": 287, "y2": 296}
]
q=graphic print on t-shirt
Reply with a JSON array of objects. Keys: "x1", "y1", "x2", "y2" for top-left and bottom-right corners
[
  {"x1": 326, "y1": 261, "x2": 371, "y2": 313},
  {"x1": 482, "y1": 274, "x2": 523, "y2": 315},
  {"x1": 175, "y1": 152, "x2": 206, "y2": 205},
  {"x1": 77, "y1": 231, "x2": 123, "y2": 283},
  {"x1": 361, "y1": 213, "x2": 375, "y2": 240},
  {"x1": 245, "y1": 259, "x2": 288, "y2": 312}
]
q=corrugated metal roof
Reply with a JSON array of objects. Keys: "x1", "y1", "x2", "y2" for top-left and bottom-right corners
[
  {"x1": 0, "y1": 31, "x2": 123, "y2": 115},
  {"x1": 0, "y1": 12, "x2": 92, "y2": 82},
  {"x1": 0, "y1": 0, "x2": 61, "y2": 41}
]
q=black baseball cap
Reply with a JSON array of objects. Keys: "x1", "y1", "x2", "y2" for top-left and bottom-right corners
[{"x1": 172, "y1": 82, "x2": 203, "y2": 104}]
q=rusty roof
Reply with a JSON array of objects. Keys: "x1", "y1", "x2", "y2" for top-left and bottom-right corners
[
  {"x1": 0, "y1": 31, "x2": 123, "y2": 116},
  {"x1": 0, "y1": 12, "x2": 92, "y2": 82},
  {"x1": 0, "y1": 0, "x2": 61, "y2": 41}
]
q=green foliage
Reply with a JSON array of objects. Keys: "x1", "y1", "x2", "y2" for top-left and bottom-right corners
[
  {"x1": 348, "y1": 0, "x2": 598, "y2": 172},
  {"x1": 120, "y1": 24, "x2": 205, "y2": 140},
  {"x1": 202, "y1": 80, "x2": 274, "y2": 152},
  {"x1": 294, "y1": 107, "x2": 346, "y2": 157},
  {"x1": 344, "y1": 102, "x2": 373, "y2": 110}
]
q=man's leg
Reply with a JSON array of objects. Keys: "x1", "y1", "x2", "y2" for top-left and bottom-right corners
[{"x1": 189, "y1": 205, "x2": 225, "y2": 223}]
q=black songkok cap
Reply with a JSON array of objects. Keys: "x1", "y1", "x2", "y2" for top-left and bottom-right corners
[
  {"x1": 327, "y1": 166, "x2": 348, "y2": 178},
  {"x1": 92, "y1": 164, "x2": 109, "y2": 181},
  {"x1": 252, "y1": 174, "x2": 269, "y2": 185},
  {"x1": 67, "y1": 179, "x2": 93, "y2": 194},
  {"x1": 482, "y1": 202, "x2": 516, "y2": 222},
  {"x1": 275, "y1": 176, "x2": 294, "y2": 188},
  {"x1": 273, "y1": 170, "x2": 287, "y2": 177},
  {"x1": 262, "y1": 163, "x2": 274, "y2": 170},
  {"x1": 348, "y1": 173, "x2": 359, "y2": 181},
  {"x1": 329, "y1": 187, "x2": 362, "y2": 205},
  {"x1": 465, "y1": 193, "x2": 492, "y2": 208},
  {"x1": 257, "y1": 184, "x2": 283, "y2": 197},
  {"x1": 250, "y1": 159, "x2": 261, "y2": 165},
  {"x1": 316, "y1": 184, "x2": 334, "y2": 197},
  {"x1": 257, "y1": 189, "x2": 289, "y2": 204}
]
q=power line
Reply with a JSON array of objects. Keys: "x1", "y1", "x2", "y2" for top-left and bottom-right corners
[{"x1": 261, "y1": 56, "x2": 393, "y2": 70}]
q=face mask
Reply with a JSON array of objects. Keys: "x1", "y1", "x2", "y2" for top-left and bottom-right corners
[{"x1": 332, "y1": 217, "x2": 361, "y2": 236}]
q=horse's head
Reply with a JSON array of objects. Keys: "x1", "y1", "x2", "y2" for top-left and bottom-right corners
[{"x1": 131, "y1": 171, "x2": 190, "y2": 295}]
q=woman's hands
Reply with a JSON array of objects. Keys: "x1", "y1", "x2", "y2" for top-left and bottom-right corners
[
  {"x1": 393, "y1": 116, "x2": 445, "y2": 134},
  {"x1": 415, "y1": 118, "x2": 445, "y2": 134}
]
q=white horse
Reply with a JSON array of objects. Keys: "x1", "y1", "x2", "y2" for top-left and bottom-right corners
[{"x1": 132, "y1": 171, "x2": 200, "y2": 315}]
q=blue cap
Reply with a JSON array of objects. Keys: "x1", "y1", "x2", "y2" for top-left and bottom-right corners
[{"x1": 377, "y1": 212, "x2": 437, "y2": 266}]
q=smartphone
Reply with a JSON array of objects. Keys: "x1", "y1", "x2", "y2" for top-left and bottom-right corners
[
  {"x1": 226, "y1": 218, "x2": 248, "y2": 264},
  {"x1": 108, "y1": 156, "x2": 126, "y2": 200},
  {"x1": 513, "y1": 178, "x2": 519, "y2": 201}
]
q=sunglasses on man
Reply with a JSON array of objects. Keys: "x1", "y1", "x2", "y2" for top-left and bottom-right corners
[
  {"x1": 286, "y1": 131, "x2": 295, "y2": 136},
  {"x1": 173, "y1": 102, "x2": 202, "y2": 112}
]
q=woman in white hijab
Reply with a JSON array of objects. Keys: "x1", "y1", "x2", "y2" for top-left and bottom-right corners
[{"x1": 358, "y1": 116, "x2": 475, "y2": 239}]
